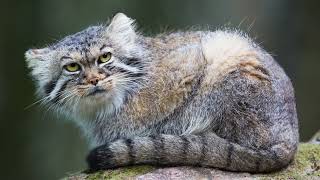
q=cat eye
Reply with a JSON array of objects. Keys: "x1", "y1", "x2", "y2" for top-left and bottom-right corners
[
  {"x1": 64, "y1": 63, "x2": 80, "y2": 72},
  {"x1": 97, "y1": 52, "x2": 112, "y2": 64}
]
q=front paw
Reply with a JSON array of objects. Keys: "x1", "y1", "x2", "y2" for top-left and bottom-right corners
[{"x1": 86, "y1": 143, "x2": 115, "y2": 171}]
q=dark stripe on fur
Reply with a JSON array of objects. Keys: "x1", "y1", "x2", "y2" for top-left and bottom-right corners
[
  {"x1": 127, "y1": 59, "x2": 143, "y2": 68},
  {"x1": 44, "y1": 81, "x2": 57, "y2": 95},
  {"x1": 125, "y1": 138, "x2": 135, "y2": 165},
  {"x1": 150, "y1": 135, "x2": 165, "y2": 165},
  {"x1": 103, "y1": 65, "x2": 115, "y2": 72},
  {"x1": 197, "y1": 134, "x2": 207, "y2": 166},
  {"x1": 115, "y1": 67, "x2": 130, "y2": 74},
  {"x1": 128, "y1": 72, "x2": 146, "y2": 78},
  {"x1": 255, "y1": 151, "x2": 262, "y2": 172},
  {"x1": 99, "y1": 44, "x2": 106, "y2": 51},
  {"x1": 255, "y1": 65, "x2": 270, "y2": 76},
  {"x1": 44, "y1": 73, "x2": 61, "y2": 95},
  {"x1": 116, "y1": 67, "x2": 145, "y2": 78},
  {"x1": 226, "y1": 142, "x2": 234, "y2": 168},
  {"x1": 180, "y1": 136, "x2": 189, "y2": 163},
  {"x1": 52, "y1": 79, "x2": 70, "y2": 103},
  {"x1": 103, "y1": 63, "x2": 146, "y2": 79},
  {"x1": 120, "y1": 57, "x2": 143, "y2": 68}
]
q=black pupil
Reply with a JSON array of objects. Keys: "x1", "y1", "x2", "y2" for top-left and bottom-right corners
[
  {"x1": 70, "y1": 63, "x2": 76, "y2": 67},
  {"x1": 102, "y1": 53, "x2": 108, "y2": 58}
]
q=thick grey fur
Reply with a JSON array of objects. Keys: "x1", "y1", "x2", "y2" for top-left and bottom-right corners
[{"x1": 25, "y1": 13, "x2": 299, "y2": 173}]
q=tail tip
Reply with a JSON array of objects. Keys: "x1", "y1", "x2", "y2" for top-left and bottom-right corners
[{"x1": 86, "y1": 144, "x2": 114, "y2": 171}]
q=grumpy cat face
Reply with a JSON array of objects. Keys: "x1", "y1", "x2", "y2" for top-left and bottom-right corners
[{"x1": 26, "y1": 13, "x2": 148, "y2": 116}]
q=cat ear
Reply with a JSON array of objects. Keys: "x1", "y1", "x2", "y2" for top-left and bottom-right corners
[
  {"x1": 25, "y1": 48, "x2": 50, "y2": 60},
  {"x1": 25, "y1": 48, "x2": 50, "y2": 68},
  {"x1": 106, "y1": 13, "x2": 136, "y2": 45}
]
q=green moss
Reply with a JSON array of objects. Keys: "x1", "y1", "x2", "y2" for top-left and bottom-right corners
[
  {"x1": 67, "y1": 143, "x2": 319, "y2": 179},
  {"x1": 259, "y1": 143, "x2": 320, "y2": 179},
  {"x1": 85, "y1": 165, "x2": 154, "y2": 180}
]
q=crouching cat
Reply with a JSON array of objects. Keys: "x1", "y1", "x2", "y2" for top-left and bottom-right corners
[{"x1": 25, "y1": 13, "x2": 299, "y2": 173}]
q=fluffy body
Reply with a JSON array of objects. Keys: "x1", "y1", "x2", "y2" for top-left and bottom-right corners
[{"x1": 26, "y1": 13, "x2": 299, "y2": 173}]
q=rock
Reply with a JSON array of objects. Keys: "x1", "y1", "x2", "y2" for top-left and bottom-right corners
[{"x1": 66, "y1": 131, "x2": 320, "y2": 180}]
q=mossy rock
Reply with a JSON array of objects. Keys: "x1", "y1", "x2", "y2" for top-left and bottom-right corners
[
  {"x1": 258, "y1": 143, "x2": 320, "y2": 179},
  {"x1": 66, "y1": 165, "x2": 155, "y2": 180},
  {"x1": 66, "y1": 143, "x2": 319, "y2": 180}
]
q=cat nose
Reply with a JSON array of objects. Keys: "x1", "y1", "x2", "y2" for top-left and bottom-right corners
[
  {"x1": 85, "y1": 70, "x2": 106, "y2": 86},
  {"x1": 82, "y1": 69, "x2": 107, "y2": 86},
  {"x1": 89, "y1": 77, "x2": 100, "y2": 86}
]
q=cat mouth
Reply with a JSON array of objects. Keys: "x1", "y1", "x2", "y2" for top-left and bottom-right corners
[{"x1": 86, "y1": 86, "x2": 107, "y2": 96}]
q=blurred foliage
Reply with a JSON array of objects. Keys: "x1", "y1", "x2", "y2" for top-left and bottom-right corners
[{"x1": 0, "y1": 0, "x2": 319, "y2": 179}]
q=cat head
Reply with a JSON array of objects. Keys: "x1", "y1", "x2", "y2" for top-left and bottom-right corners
[{"x1": 26, "y1": 13, "x2": 148, "y2": 116}]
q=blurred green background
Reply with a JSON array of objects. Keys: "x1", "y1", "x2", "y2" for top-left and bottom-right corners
[{"x1": 0, "y1": 0, "x2": 319, "y2": 179}]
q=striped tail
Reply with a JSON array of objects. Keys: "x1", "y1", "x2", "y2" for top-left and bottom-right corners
[{"x1": 86, "y1": 133, "x2": 295, "y2": 172}]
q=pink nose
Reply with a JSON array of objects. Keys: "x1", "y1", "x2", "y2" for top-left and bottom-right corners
[{"x1": 88, "y1": 77, "x2": 100, "y2": 86}]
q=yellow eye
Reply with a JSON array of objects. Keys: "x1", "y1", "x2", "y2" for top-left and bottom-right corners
[
  {"x1": 98, "y1": 52, "x2": 112, "y2": 64},
  {"x1": 65, "y1": 63, "x2": 80, "y2": 72}
]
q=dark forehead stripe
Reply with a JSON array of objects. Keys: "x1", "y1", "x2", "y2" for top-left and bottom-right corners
[{"x1": 100, "y1": 44, "x2": 107, "y2": 51}]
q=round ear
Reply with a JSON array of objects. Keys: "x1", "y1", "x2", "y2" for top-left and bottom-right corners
[
  {"x1": 25, "y1": 48, "x2": 50, "y2": 61},
  {"x1": 25, "y1": 48, "x2": 50, "y2": 70},
  {"x1": 106, "y1": 13, "x2": 137, "y2": 45}
]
